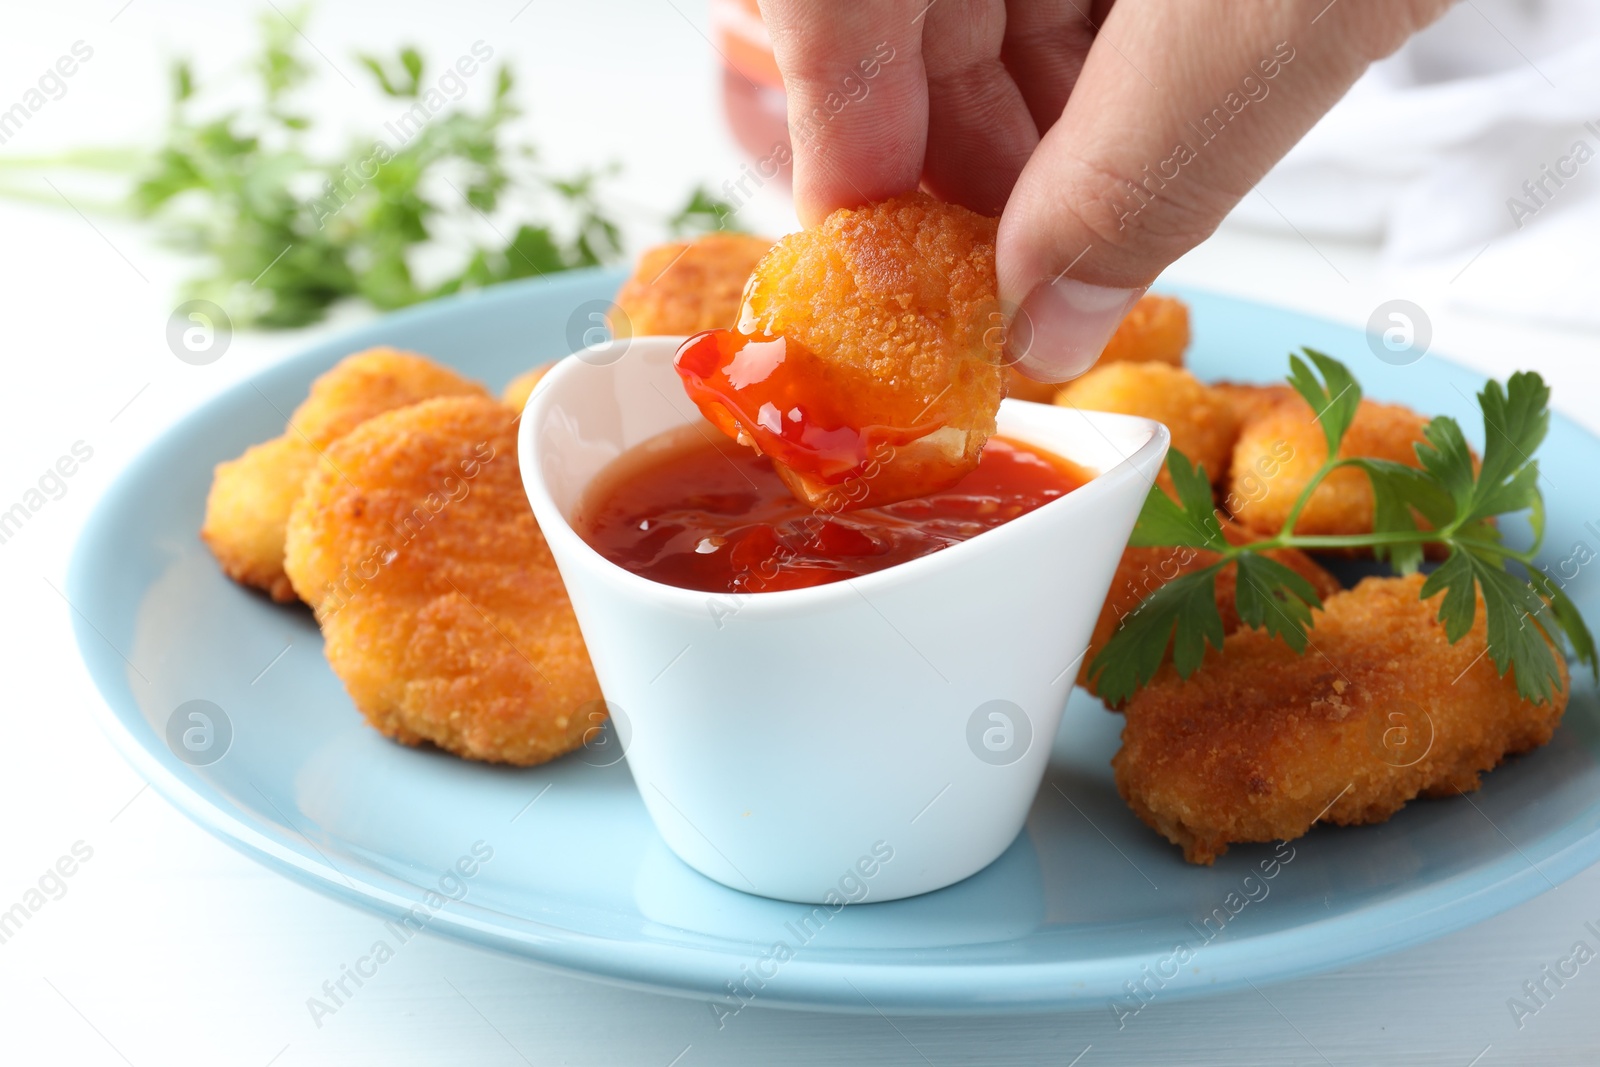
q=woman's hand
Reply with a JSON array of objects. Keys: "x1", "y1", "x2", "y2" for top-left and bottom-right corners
[{"x1": 759, "y1": 0, "x2": 1452, "y2": 380}]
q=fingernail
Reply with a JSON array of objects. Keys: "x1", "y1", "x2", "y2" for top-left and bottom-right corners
[{"x1": 1006, "y1": 279, "x2": 1146, "y2": 383}]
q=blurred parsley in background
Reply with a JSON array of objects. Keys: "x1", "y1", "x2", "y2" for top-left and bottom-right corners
[{"x1": 6, "y1": 7, "x2": 736, "y2": 327}]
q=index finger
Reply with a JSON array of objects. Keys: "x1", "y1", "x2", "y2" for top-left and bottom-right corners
[{"x1": 759, "y1": 0, "x2": 929, "y2": 225}]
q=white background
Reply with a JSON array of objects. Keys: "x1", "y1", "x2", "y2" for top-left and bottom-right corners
[{"x1": 3, "y1": 1, "x2": 1600, "y2": 1064}]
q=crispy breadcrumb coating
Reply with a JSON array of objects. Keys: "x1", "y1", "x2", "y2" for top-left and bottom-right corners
[
  {"x1": 291, "y1": 348, "x2": 487, "y2": 447},
  {"x1": 1211, "y1": 381, "x2": 1296, "y2": 429},
  {"x1": 200, "y1": 436, "x2": 317, "y2": 601},
  {"x1": 1055, "y1": 362, "x2": 1240, "y2": 487},
  {"x1": 1227, "y1": 397, "x2": 1430, "y2": 539},
  {"x1": 734, "y1": 192, "x2": 1004, "y2": 507},
  {"x1": 1114, "y1": 574, "x2": 1569, "y2": 864},
  {"x1": 612, "y1": 232, "x2": 774, "y2": 337},
  {"x1": 201, "y1": 348, "x2": 488, "y2": 601},
  {"x1": 282, "y1": 396, "x2": 601, "y2": 766}
]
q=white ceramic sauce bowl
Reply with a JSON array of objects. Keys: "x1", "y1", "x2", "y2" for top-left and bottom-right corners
[{"x1": 519, "y1": 337, "x2": 1168, "y2": 903}]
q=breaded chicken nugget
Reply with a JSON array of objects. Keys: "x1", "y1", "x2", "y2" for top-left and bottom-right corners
[
  {"x1": 612, "y1": 232, "x2": 774, "y2": 337},
  {"x1": 1079, "y1": 520, "x2": 1341, "y2": 698},
  {"x1": 201, "y1": 348, "x2": 487, "y2": 601},
  {"x1": 1055, "y1": 362, "x2": 1240, "y2": 486},
  {"x1": 675, "y1": 193, "x2": 1004, "y2": 510},
  {"x1": 501, "y1": 364, "x2": 552, "y2": 412},
  {"x1": 282, "y1": 396, "x2": 601, "y2": 766},
  {"x1": 201, "y1": 437, "x2": 318, "y2": 600},
  {"x1": 1211, "y1": 381, "x2": 1295, "y2": 428},
  {"x1": 1005, "y1": 294, "x2": 1192, "y2": 404},
  {"x1": 1114, "y1": 574, "x2": 1568, "y2": 864},
  {"x1": 1099, "y1": 293, "x2": 1189, "y2": 368},
  {"x1": 1227, "y1": 397, "x2": 1429, "y2": 539},
  {"x1": 292, "y1": 348, "x2": 488, "y2": 446}
]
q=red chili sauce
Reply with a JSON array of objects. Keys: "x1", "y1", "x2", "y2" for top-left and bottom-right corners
[
  {"x1": 674, "y1": 328, "x2": 939, "y2": 488},
  {"x1": 575, "y1": 426, "x2": 1090, "y2": 594}
]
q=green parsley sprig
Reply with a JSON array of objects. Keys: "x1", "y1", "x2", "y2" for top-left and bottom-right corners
[
  {"x1": 4, "y1": 7, "x2": 736, "y2": 327},
  {"x1": 1088, "y1": 349, "x2": 1598, "y2": 707}
]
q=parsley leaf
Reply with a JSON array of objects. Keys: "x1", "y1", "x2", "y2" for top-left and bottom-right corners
[
  {"x1": 1126, "y1": 450, "x2": 1227, "y2": 552},
  {"x1": 1287, "y1": 347, "x2": 1361, "y2": 455},
  {"x1": 9, "y1": 6, "x2": 741, "y2": 328},
  {"x1": 1086, "y1": 565, "x2": 1226, "y2": 703},
  {"x1": 1092, "y1": 350, "x2": 1597, "y2": 708},
  {"x1": 1233, "y1": 553, "x2": 1323, "y2": 653}
]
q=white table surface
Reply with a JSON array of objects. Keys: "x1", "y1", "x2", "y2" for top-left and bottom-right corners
[{"x1": 5, "y1": 2, "x2": 1600, "y2": 1064}]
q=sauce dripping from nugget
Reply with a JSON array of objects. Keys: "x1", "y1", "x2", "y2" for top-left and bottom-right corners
[
  {"x1": 577, "y1": 426, "x2": 1088, "y2": 594},
  {"x1": 674, "y1": 328, "x2": 942, "y2": 488},
  {"x1": 672, "y1": 193, "x2": 1005, "y2": 511}
]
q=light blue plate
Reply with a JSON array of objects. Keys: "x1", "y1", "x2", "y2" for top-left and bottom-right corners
[{"x1": 69, "y1": 268, "x2": 1600, "y2": 1014}]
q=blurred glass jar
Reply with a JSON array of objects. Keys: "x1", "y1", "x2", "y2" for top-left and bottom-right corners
[{"x1": 711, "y1": 0, "x2": 793, "y2": 186}]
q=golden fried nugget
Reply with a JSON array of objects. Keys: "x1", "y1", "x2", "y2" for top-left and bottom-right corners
[
  {"x1": 1228, "y1": 397, "x2": 1429, "y2": 539},
  {"x1": 679, "y1": 193, "x2": 1004, "y2": 510},
  {"x1": 1099, "y1": 293, "x2": 1190, "y2": 367},
  {"x1": 201, "y1": 437, "x2": 318, "y2": 601},
  {"x1": 1004, "y1": 294, "x2": 1191, "y2": 403},
  {"x1": 201, "y1": 348, "x2": 487, "y2": 601},
  {"x1": 1056, "y1": 362, "x2": 1240, "y2": 486},
  {"x1": 612, "y1": 232, "x2": 774, "y2": 337},
  {"x1": 292, "y1": 348, "x2": 488, "y2": 447},
  {"x1": 1079, "y1": 520, "x2": 1342, "y2": 699},
  {"x1": 282, "y1": 396, "x2": 601, "y2": 766},
  {"x1": 1211, "y1": 381, "x2": 1295, "y2": 428},
  {"x1": 1114, "y1": 574, "x2": 1569, "y2": 864},
  {"x1": 500, "y1": 364, "x2": 552, "y2": 412}
]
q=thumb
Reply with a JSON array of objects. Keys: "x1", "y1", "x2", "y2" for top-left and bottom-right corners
[{"x1": 998, "y1": 0, "x2": 1451, "y2": 381}]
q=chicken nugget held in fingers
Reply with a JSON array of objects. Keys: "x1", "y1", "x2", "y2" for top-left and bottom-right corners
[
  {"x1": 1113, "y1": 574, "x2": 1569, "y2": 864},
  {"x1": 282, "y1": 396, "x2": 602, "y2": 766},
  {"x1": 673, "y1": 193, "x2": 1005, "y2": 510},
  {"x1": 201, "y1": 347, "x2": 488, "y2": 601}
]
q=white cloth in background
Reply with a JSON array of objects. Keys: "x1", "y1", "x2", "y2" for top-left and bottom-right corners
[{"x1": 1229, "y1": 0, "x2": 1600, "y2": 329}]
